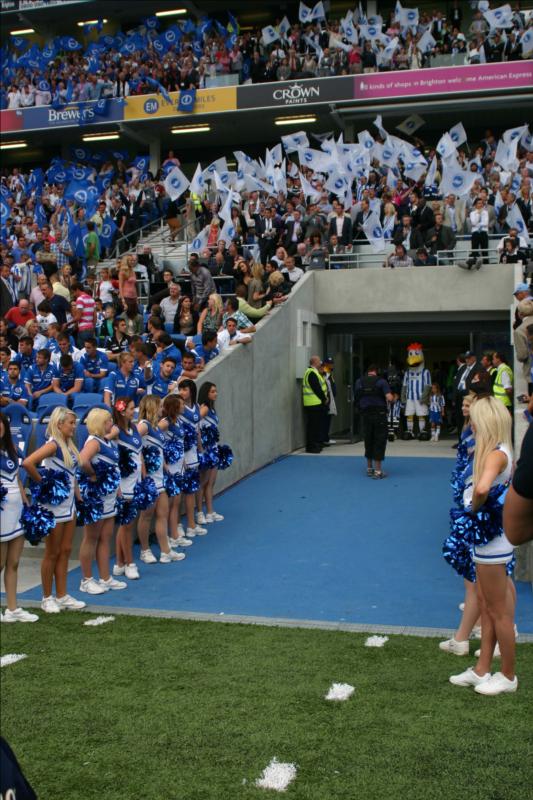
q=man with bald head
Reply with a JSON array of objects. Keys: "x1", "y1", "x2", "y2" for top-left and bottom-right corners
[{"x1": 302, "y1": 355, "x2": 328, "y2": 453}]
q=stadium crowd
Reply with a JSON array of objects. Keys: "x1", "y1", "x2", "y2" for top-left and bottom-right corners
[{"x1": 2, "y1": 2, "x2": 532, "y2": 110}]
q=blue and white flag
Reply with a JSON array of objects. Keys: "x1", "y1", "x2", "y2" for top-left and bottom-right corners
[
  {"x1": 27, "y1": 168, "x2": 45, "y2": 195},
  {"x1": 506, "y1": 203, "x2": 530, "y2": 243},
  {"x1": 99, "y1": 216, "x2": 118, "y2": 249},
  {"x1": 70, "y1": 165, "x2": 95, "y2": 182},
  {"x1": 359, "y1": 24, "x2": 382, "y2": 40},
  {"x1": 204, "y1": 157, "x2": 228, "y2": 179},
  {"x1": 403, "y1": 161, "x2": 427, "y2": 182},
  {"x1": 64, "y1": 181, "x2": 99, "y2": 207},
  {"x1": 521, "y1": 128, "x2": 533, "y2": 152},
  {"x1": 396, "y1": 114, "x2": 425, "y2": 136},
  {"x1": 0, "y1": 198, "x2": 10, "y2": 226},
  {"x1": 262, "y1": 25, "x2": 280, "y2": 45},
  {"x1": 190, "y1": 226, "x2": 209, "y2": 253},
  {"x1": 11, "y1": 37, "x2": 30, "y2": 50},
  {"x1": 178, "y1": 88, "x2": 196, "y2": 112},
  {"x1": 60, "y1": 36, "x2": 82, "y2": 51},
  {"x1": 342, "y1": 19, "x2": 359, "y2": 44},
  {"x1": 494, "y1": 139, "x2": 519, "y2": 171},
  {"x1": 281, "y1": 131, "x2": 310, "y2": 152},
  {"x1": 357, "y1": 130, "x2": 375, "y2": 151},
  {"x1": 483, "y1": 4, "x2": 513, "y2": 30},
  {"x1": 299, "y1": 2, "x2": 313, "y2": 23},
  {"x1": 520, "y1": 27, "x2": 533, "y2": 56},
  {"x1": 424, "y1": 155, "x2": 438, "y2": 187},
  {"x1": 279, "y1": 16, "x2": 291, "y2": 38},
  {"x1": 297, "y1": 146, "x2": 332, "y2": 172},
  {"x1": 164, "y1": 166, "x2": 190, "y2": 201},
  {"x1": 189, "y1": 164, "x2": 205, "y2": 196},
  {"x1": 439, "y1": 166, "x2": 477, "y2": 198},
  {"x1": 436, "y1": 132, "x2": 456, "y2": 159},
  {"x1": 362, "y1": 211, "x2": 385, "y2": 253},
  {"x1": 502, "y1": 124, "x2": 529, "y2": 145},
  {"x1": 34, "y1": 200, "x2": 48, "y2": 228},
  {"x1": 71, "y1": 146, "x2": 91, "y2": 162},
  {"x1": 37, "y1": 79, "x2": 51, "y2": 93},
  {"x1": 132, "y1": 155, "x2": 150, "y2": 173},
  {"x1": 218, "y1": 220, "x2": 237, "y2": 243},
  {"x1": 311, "y1": 1, "x2": 326, "y2": 20},
  {"x1": 398, "y1": 7, "x2": 419, "y2": 28},
  {"x1": 448, "y1": 122, "x2": 467, "y2": 147},
  {"x1": 417, "y1": 30, "x2": 436, "y2": 52}
]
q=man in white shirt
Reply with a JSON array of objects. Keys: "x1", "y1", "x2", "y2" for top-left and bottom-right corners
[
  {"x1": 217, "y1": 318, "x2": 252, "y2": 350},
  {"x1": 159, "y1": 281, "x2": 181, "y2": 325},
  {"x1": 281, "y1": 256, "x2": 304, "y2": 284},
  {"x1": 459, "y1": 197, "x2": 489, "y2": 270}
]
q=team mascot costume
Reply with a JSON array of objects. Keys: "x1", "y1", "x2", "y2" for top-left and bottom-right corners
[{"x1": 401, "y1": 342, "x2": 432, "y2": 440}]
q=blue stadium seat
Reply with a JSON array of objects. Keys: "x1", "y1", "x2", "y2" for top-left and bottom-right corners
[
  {"x1": 35, "y1": 409, "x2": 53, "y2": 450},
  {"x1": 72, "y1": 393, "x2": 105, "y2": 418},
  {"x1": 3, "y1": 404, "x2": 33, "y2": 459},
  {"x1": 107, "y1": 362, "x2": 118, "y2": 373},
  {"x1": 76, "y1": 423, "x2": 89, "y2": 449},
  {"x1": 37, "y1": 394, "x2": 67, "y2": 411}
]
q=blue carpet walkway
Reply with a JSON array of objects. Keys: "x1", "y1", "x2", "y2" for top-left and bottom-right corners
[{"x1": 17, "y1": 455, "x2": 533, "y2": 633}]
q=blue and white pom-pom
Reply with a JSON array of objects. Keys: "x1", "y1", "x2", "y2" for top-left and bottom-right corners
[
  {"x1": 163, "y1": 437, "x2": 184, "y2": 465},
  {"x1": 118, "y1": 446, "x2": 137, "y2": 478},
  {"x1": 217, "y1": 444, "x2": 233, "y2": 471},
  {"x1": 20, "y1": 503, "x2": 55, "y2": 545},
  {"x1": 30, "y1": 468, "x2": 70, "y2": 506},
  {"x1": 201, "y1": 426, "x2": 219, "y2": 449},
  {"x1": 450, "y1": 483, "x2": 508, "y2": 548},
  {"x1": 183, "y1": 424, "x2": 197, "y2": 451},
  {"x1": 0, "y1": 483, "x2": 7, "y2": 510},
  {"x1": 181, "y1": 468, "x2": 200, "y2": 494},
  {"x1": 199, "y1": 448, "x2": 218, "y2": 470},
  {"x1": 93, "y1": 461, "x2": 121, "y2": 495},
  {"x1": 76, "y1": 496, "x2": 104, "y2": 526},
  {"x1": 116, "y1": 496, "x2": 138, "y2": 525},
  {"x1": 142, "y1": 445, "x2": 162, "y2": 474},
  {"x1": 442, "y1": 533, "x2": 476, "y2": 583},
  {"x1": 133, "y1": 477, "x2": 158, "y2": 509},
  {"x1": 164, "y1": 470, "x2": 182, "y2": 497}
]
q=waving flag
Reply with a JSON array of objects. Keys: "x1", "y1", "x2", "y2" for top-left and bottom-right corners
[
  {"x1": 502, "y1": 124, "x2": 529, "y2": 145},
  {"x1": 494, "y1": 140, "x2": 519, "y2": 171},
  {"x1": 417, "y1": 30, "x2": 436, "y2": 52},
  {"x1": 398, "y1": 7, "x2": 419, "y2": 28},
  {"x1": 299, "y1": 2, "x2": 313, "y2": 23},
  {"x1": 396, "y1": 114, "x2": 425, "y2": 136},
  {"x1": 99, "y1": 216, "x2": 118, "y2": 249},
  {"x1": 64, "y1": 181, "x2": 99, "y2": 206},
  {"x1": 298, "y1": 172, "x2": 321, "y2": 202},
  {"x1": 521, "y1": 28, "x2": 533, "y2": 56},
  {"x1": 60, "y1": 36, "x2": 82, "y2": 51},
  {"x1": 483, "y1": 4, "x2": 513, "y2": 30},
  {"x1": 439, "y1": 166, "x2": 477, "y2": 198},
  {"x1": 311, "y1": 1, "x2": 326, "y2": 19},
  {"x1": 0, "y1": 198, "x2": 10, "y2": 226},
  {"x1": 448, "y1": 122, "x2": 467, "y2": 147},
  {"x1": 362, "y1": 211, "x2": 385, "y2": 252},
  {"x1": 281, "y1": 131, "x2": 310, "y2": 152},
  {"x1": 189, "y1": 163, "x2": 206, "y2": 196},
  {"x1": 27, "y1": 168, "x2": 45, "y2": 196},
  {"x1": 34, "y1": 200, "x2": 48, "y2": 228},
  {"x1": 93, "y1": 98, "x2": 109, "y2": 116},
  {"x1": 190, "y1": 226, "x2": 209, "y2": 253},
  {"x1": 279, "y1": 17, "x2": 291, "y2": 38},
  {"x1": 11, "y1": 37, "x2": 30, "y2": 51},
  {"x1": 145, "y1": 77, "x2": 172, "y2": 105},
  {"x1": 506, "y1": 203, "x2": 530, "y2": 243},
  {"x1": 71, "y1": 146, "x2": 91, "y2": 162},
  {"x1": 436, "y1": 133, "x2": 456, "y2": 159},
  {"x1": 164, "y1": 166, "x2": 190, "y2": 201},
  {"x1": 132, "y1": 155, "x2": 150, "y2": 173},
  {"x1": 262, "y1": 25, "x2": 280, "y2": 45},
  {"x1": 424, "y1": 156, "x2": 438, "y2": 187},
  {"x1": 178, "y1": 88, "x2": 196, "y2": 112}
]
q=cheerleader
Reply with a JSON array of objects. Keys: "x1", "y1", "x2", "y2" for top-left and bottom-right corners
[
  {"x1": 449, "y1": 397, "x2": 517, "y2": 695},
  {"x1": 197, "y1": 382, "x2": 225, "y2": 524},
  {"x1": 159, "y1": 394, "x2": 192, "y2": 549},
  {"x1": 78, "y1": 408, "x2": 126, "y2": 594},
  {"x1": 178, "y1": 379, "x2": 207, "y2": 538},
  {"x1": 136, "y1": 395, "x2": 183, "y2": 563},
  {"x1": 113, "y1": 397, "x2": 142, "y2": 580},
  {"x1": 429, "y1": 382, "x2": 445, "y2": 441},
  {"x1": 0, "y1": 412, "x2": 38, "y2": 622},
  {"x1": 23, "y1": 407, "x2": 86, "y2": 613}
]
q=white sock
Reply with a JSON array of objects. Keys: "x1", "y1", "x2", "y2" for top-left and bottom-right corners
[
  {"x1": 407, "y1": 419, "x2": 414, "y2": 432},
  {"x1": 418, "y1": 417, "x2": 426, "y2": 432}
]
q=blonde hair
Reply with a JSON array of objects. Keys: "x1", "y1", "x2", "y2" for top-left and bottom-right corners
[
  {"x1": 46, "y1": 407, "x2": 79, "y2": 468},
  {"x1": 383, "y1": 202, "x2": 396, "y2": 217},
  {"x1": 208, "y1": 293, "x2": 223, "y2": 315},
  {"x1": 461, "y1": 392, "x2": 475, "y2": 432},
  {"x1": 86, "y1": 408, "x2": 112, "y2": 437},
  {"x1": 138, "y1": 395, "x2": 161, "y2": 427},
  {"x1": 119, "y1": 255, "x2": 133, "y2": 275},
  {"x1": 251, "y1": 262, "x2": 264, "y2": 281},
  {"x1": 269, "y1": 271, "x2": 284, "y2": 288},
  {"x1": 469, "y1": 397, "x2": 512, "y2": 488}
]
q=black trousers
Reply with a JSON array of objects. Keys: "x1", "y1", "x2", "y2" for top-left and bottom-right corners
[
  {"x1": 305, "y1": 405, "x2": 325, "y2": 451},
  {"x1": 471, "y1": 231, "x2": 489, "y2": 263},
  {"x1": 362, "y1": 409, "x2": 388, "y2": 461}
]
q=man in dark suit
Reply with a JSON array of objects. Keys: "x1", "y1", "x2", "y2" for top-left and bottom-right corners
[
  {"x1": 257, "y1": 207, "x2": 281, "y2": 265},
  {"x1": 283, "y1": 209, "x2": 306, "y2": 254},
  {"x1": 328, "y1": 205, "x2": 352, "y2": 247},
  {"x1": 353, "y1": 199, "x2": 373, "y2": 242},
  {"x1": 452, "y1": 351, "x2": 482, "y2": 439},
  {"x1": 0, "y1": 263, "x2": 17, "y2": 318},
  {"x1": 425, "y1": 213, "x2": 457, "y2": 262},
  {"x1": 409, "y1": 192, "x2": 434, "y2": 234},
  {"x1": 393, "y1": 214, "x2": 425, "y2": 251}
]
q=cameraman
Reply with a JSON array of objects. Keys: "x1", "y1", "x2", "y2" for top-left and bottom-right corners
[{"x1": 354, "y1": 365, "x2": 393, "y2": 479}]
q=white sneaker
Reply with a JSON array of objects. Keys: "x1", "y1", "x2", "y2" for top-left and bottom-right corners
[
  {"x1": 140, "y1": 549, "x2": 157, "y2": 564},
  {"x1": 206, "y1": 512, "x2": 224, "y2": 522},
  {"x1": 125, "y1": 563, "x2": 140, "y2": 580},
  {"x1": 439, "y1": 638, "x2": 469, "y2": 656},
  {"x1": 177, "y1": 524, "x2": 185, "y2": 537},
  {"x1": 99, "y1": 577, "x2": 127, "y2": 591},
  {"x1": 458, "y1": 602, "x2": 465, "y2": 612},
  {"x1": 186, "y1": 527, "x2": 197, "y2": 538},
  {"x1": 474, "y1": 671, "x2": 518, "y2": 695},
  {"x1": 475, "y1": 643, "x2": 501, "y2": 658},
  {"x1": 471, "y1": 626, "x2": 482, "y2": 639},
  {"x1": 2, "y1": 607, "x2": 39, "y2": 623},
  {"x1": 196, "y1": 511, "x2": 207, "y2": 524},
  {"x1": 193, "y1": 525, "x2": 207, "y2": 536},
  {"x1": 160, "y1": 550, "x2": 185, "y2": 563},
  {"x1": 113, "y1": 564, "x2": 126, "y2": 576},
  {"x1": 56, "y1": 594, "x2": 86, "y2": 610},
  {"x1": 449, "y1": 667, "x2": 491, "y2": 687},
  {"x1": 170, "y1": 536, "x2": 193, "y2": 547},
  {"x1": 41, "y1": 596, "x2": 61, "y2": 614},
  {"x1": 80, "y1": 577, "x2": 108, "y2": 595}
]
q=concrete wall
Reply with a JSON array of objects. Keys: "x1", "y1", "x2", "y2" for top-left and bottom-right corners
[{"x1": 202, "y1": 273, "x2": 321, "y2": 493}]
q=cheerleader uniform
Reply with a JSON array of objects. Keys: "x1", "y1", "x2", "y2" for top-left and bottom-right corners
[
  {"x1": 139, "y1": 419, "x2": 166, "y2": 493},
  {"x1": 0, "y1": 450, "x2": 24, "y2": 542},
  {"x1": 85, "y1": 435, "x2": 120, "y2": 519},
  {"x1": 200, "y1": 408, "x2": 220, "y2": 467},
  {"x1": 466, "y1": 443, "x2": 514, "y2": 566},
  {"x1": 118, "y1": 426, "x2": 142, "y2": 500},
  {"x1": 163, "y1": 418, "x2": 185, "y2": 480},
  {"x1": 180, "y1": 404, "x2": 200, "y2": 467},
  {"x1": 41, "y1": 439, "x2": 78, "y2": 522}
]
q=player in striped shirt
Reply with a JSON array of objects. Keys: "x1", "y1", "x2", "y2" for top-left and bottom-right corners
[{"x1": 429, "y1": 383, "x2": 446, "y2": 441}]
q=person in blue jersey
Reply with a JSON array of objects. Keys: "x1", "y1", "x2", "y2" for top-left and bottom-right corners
[
  {"x1": 24, "y1": 348, "x2": 57, "y2": 410},
  {"x1": 194, "y1": 330, "x2": 220, "y2": 366},
  {"x1": 23, "y1": 407, "x2": 86, "y2": 614},
  {"x1": 0, "y1": 362, "x2": 29, "y2": 407},
  {"x1": 449, "y1": 397, "x2": 517, "y2": 696},
  {"x1": 51, "y1": 354, "x2": 84, "y2": 399},
  {"x1": 197, "y1": 381, "x2": 225, "y2": 525},
  {"x1": 103, "y1": 351, "x2": 146, "y2": 407},
  {"x1": 112, "y1": 398, "x2": 142, "y2": 581},
  {"x1": 152, "y1": 333, "x2": 183, "y2": 376},
  {"x1": 178, "y1": 379, "x2": 207, "y2": 539},
  {"x1": 159, "y1": 393, "x2": 192, "y2": 548},
  {"x1": 149, "y1": 356, "x2": 178, "y2": 398},
  {"x1": 0, "y1": 412, "x2": 38, "y2": 623},
  {"x1": 48, "y1": 330, "x2": 81, "y2": 367},
  {"x1": 0, "y1": 347, "x2": 12, "y2": 382},
  {"x1": 79, "y1": 337, "x2": 109, "y2": 392},
  {"x1": 136, "y1": 395, "x2": 184, "y2": 564},
  {"x1": 78, "y1": 408, "x2": 126, "y2": 595},
  {"x1": 12, "y1": 335, "x2": 37, "y2": 377}
]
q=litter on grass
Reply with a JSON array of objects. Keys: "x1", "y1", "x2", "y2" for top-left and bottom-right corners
[
  {"x1": 365, "y1": 635, "x2": 389, "y2": 647},
  {"x1": 255, "y1": 758, "x2": 297, "y2": 792},
  {"x1": 325, "y1": 682, "x2": 355, "y2": 701},
  {"x1": 1, "y1": 654, "x2": 27, "y2": 668},
  {"x1": 84, "y1": 616, "x2": 115, "y2": 627}
]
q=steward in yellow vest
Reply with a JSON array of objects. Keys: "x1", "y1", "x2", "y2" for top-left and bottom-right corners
[
  {"x1": 302, "y1": 356, "x2": 328, "y2": 452},
  {"x1": 492, "y1": 352, "x2": 513, "y2": 408}
]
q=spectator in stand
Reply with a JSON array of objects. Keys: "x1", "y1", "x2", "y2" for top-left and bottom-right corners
[
  {"x1": 106, "y1": 317, "x2": 131, "y2": 362},
  {"x1": 197, "y1": 292, "x2": 224, "y2": 334},
  {"x1": 118, "y1": 255, "x2": 137, "y2": 304},
  {"x1": 4, "y1": 299, "x2": 35, "y2": 337},
  {"x1": 425, "y1": 212, "x2": 457, "y2": 263},
  {"x1": 72, "y1": 281, "x2": 96, "y2": 346},
  {"x1": 41, "y1": 280, "x2": 70, "y2": 328},
  {"x1": 159, "y1": 280, "x2": 181, "y2": 326},
  {"x1": 413, "y1": 247, "x2": 437, "y2": 267},
  {"x1": 84, "y1": 222, "x2": 100, "y2": 274},
  {"x1": 24, "y1": 348, "x2": 56, "y2": 410},
  {"x1": 103, "y1": 351, "x2": 146, "y2": 407},
  {"x1": 0, "y1": 362, "x2": 29, "y2": 407},
  {"x1": 383, "y1": 244, "x2": 414, "y2": 269},
  {"x1": 173, "y1": 295, "x2": 198, "y2": 337},
  {"x1": 217, "y1": 318, "x2": 252, "y2": 350},
  {"x1": 120, "y1": 299, "x2": 144, "y2": 337},
  {"x1": 52, "y1": 354, "x2": 84, "y2": 400},
  {"x1": 222, "y1": 297, "x2": 256, "y2": 333},
  {"x1": 281, "y1": 256, "x2": 304, "y2": 285},
  {"x1": 79, "y1": 338, "x2": 109, "y2": 393},
  {"x1": 188, "y1": 256, "x2": 216, "y2": 311}
]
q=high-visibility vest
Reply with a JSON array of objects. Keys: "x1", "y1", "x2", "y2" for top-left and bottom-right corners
[
  {"x1": 302, "y1": 367, "x2": 327, "y2": 407},
  {"x1": 493, "y1": 363, "x2": 513, "y2": 407},
  {"x1": 190, "y1": 191, "x2": 203, "y2": 212}
]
